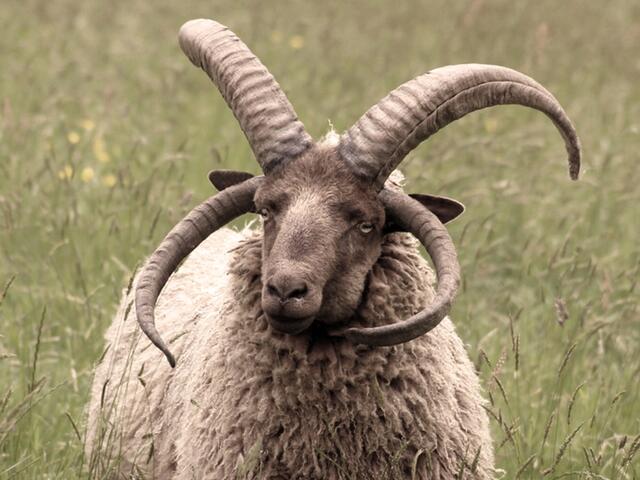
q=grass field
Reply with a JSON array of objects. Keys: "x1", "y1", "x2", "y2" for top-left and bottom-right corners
[{"x1": 1, "y1": 0, "x2": 639, "y2": 478}]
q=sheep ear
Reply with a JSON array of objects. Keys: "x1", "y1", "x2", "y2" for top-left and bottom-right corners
[
  {"x1": 208, "y1": 170, "x2": 255, "y2": 192},
  {"x1": 384, "y1": 193, "x2": 465, "y2": 233},
  {"x1": 409, "y1": 194, "x2": 465, "y2": 224}
]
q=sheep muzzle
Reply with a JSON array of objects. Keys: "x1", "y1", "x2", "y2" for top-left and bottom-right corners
[{"x1": 262, "y1": 268, "x2": 322, "y2": 333}]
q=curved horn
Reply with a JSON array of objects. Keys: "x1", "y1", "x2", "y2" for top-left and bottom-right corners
[
  {"x1": 135, "y1": 177, "x2": 263, "y2": 367},
  {"x1": 340, "y1": 64, "x2": 581, "y2": 190},
  {"x1": 336, "y1": 188, "x2": 460, "y2": 346},
  {"x1": 179, "y1": 19, "x2": 313, "y2": 172}
]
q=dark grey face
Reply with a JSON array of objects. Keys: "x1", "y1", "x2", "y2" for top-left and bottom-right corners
[
  {"x1": 209, "y1": 147, "x2": 467, "y2": 336},
  {"x1": 253, "y1": 148, "x2": 385, "y2": 334}
]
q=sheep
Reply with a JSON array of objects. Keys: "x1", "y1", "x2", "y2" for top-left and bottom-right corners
[{"x1": 85, "y1": 18, "x2": 581, "y2": 479}]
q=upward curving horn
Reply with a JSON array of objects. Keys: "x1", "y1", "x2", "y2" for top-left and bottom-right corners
[
  {"x1": 339, "y1": 64, "x2": 581, "y2": 190},
  {"x1": 179, "y1": 19, "x2": 313, "y2": 173}
]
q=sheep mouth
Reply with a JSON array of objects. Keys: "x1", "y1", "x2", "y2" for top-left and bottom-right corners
[{"x1": 266, "y1": 314, "x2": 315, "y2": 335}]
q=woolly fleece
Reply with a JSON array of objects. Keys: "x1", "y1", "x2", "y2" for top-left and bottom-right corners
[{"x1": 86, "y1": 227, "x2": 494, "y2": 479}]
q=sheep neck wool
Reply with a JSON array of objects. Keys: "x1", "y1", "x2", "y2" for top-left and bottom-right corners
[{"x1": 165, "y1": 230, "x2": 494, "y2": 479}]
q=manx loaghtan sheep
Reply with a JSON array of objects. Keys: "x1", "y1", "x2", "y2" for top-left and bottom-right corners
[{"x1": 85, "y1": 18, "x2": 581, "y2": 479}]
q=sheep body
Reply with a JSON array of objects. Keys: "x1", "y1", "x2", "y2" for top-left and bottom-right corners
[
  {"x1": 85, "y1": 20, "x2": 582, "y2": 477},
  {"x1": 86, "y1": 226, "x2": 494, "y2": 479},
  {"x1": 85, "y1": 228, "x2": 239, "y2": 476}
]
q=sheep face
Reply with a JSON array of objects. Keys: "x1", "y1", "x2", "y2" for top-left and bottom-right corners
[{"x1": 254, "y1": 147, "x2": 385, "y2": 333}]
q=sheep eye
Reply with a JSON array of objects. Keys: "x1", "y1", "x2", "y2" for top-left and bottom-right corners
[
  {"x1": 359, "y1": 222, "x2": 374, "y2": 234},
  {"x1": 259, "y1": 208, "x2": 270, "y2": 220}
]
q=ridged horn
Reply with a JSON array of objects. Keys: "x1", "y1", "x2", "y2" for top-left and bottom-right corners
[
  {"x1": 334, "y1": 188, "x2": 461, "y2": 345},
  {"x1": 135, "y1": 177, "x2": 263, "y2": 367},
  {"x1": 179, "y1": 19, "x2": 313, "y2": 172},
  {"x1": 340, "y1": 64, "x2": 581, "y2": 190}
]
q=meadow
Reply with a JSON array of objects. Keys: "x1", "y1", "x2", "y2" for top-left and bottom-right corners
[{"x1": 0, "y1": 0, "x2": 638, "y2": 478}]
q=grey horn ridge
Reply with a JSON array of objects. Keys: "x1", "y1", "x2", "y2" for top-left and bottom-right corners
[
  {"x1": 332, "y1": 188, "x2": 461, "y2": 345},
  {"x1": 178, "y1": 19, "x2": 313, "y2": 172},
  {"x1": 340, "y1": 63, "x2": 581, "y2": 190},
  {"x1": 134, "y1": 19, "x2": 582, "y2": 368},
  {"x1": 134, "y1": 176, "x2": 262, "y2": 367}
]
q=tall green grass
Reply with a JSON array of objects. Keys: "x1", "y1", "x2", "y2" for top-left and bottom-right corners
[{"x1": 1, "y1": 0, "x2": 638, "y2": 477}]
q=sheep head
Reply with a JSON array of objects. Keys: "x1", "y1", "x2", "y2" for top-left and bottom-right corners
[
  {"x1": 254, "y1": 151, "x2": 384, "y2": 334},
  {"x1": 135, "y1": 19, "x2": 581, "y2": 367}
]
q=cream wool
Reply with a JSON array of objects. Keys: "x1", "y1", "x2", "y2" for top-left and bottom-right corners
[{"x1": 86, "y1": 227, "x2": 494, "y2": 479}]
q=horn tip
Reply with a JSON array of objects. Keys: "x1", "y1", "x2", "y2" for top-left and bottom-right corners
[
  {"x1": 179, "y1": 18, "x2": 218, "y2": 36},
  {"x1": 178, "y1": 19, "x2": 226, "y2": 67},
  {"x1": 137, "y1": 309, "x2": 177, "y2": 367},
  {"x1": 147, "y1": 329, "x2": 177, "y2": 368},
  {"x1": 569, "y1": 153, "x2": 581, "y2": 180},
  {"x1": 165, "y1": 350, "x2": 176, "y2": 368}
]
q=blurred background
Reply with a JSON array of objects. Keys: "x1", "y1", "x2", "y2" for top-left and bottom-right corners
[{"x1": 0, "y1": 0, "x2": 638, "y2": 478}]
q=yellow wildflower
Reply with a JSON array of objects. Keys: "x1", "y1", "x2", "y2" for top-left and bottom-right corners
[
  {"x1": 57, "y1": 165, "x2": 74, "y2": 180},
  {"x1": 289, "y1": 35, "x2": 304, "y2": 50},
  {"x1": 93, "y1": 135, "x2": 111, "y2": 163},
  {"x1": 270, "y1": 31, "x2": 283, "y2": 44},
  {"x1": 81, "y1": 167, "x2": 95, "y2": 183},
  {"x1": 81, "y1": 119, "x2": 95, "y2": 131},
  {"x1": 102, "y1": 174, "x2": 117, "y2": 188},
  {"x1": 67, "y1": 131, "x2": 80, "y2": 144}
]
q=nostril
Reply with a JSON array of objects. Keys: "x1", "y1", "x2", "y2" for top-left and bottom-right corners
[
  {"x1": 266, "y1": 277, "x2": 309, "y2": 302},
  {"x1": 289, "y1": 284, "x2": 308, "y2": 300},
  {"x1": 267, "y1": 283, "x2": 282, "y2": 299}
]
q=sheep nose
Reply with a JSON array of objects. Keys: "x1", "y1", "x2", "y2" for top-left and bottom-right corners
[{"x1": 266, "y1": 275, "x2": 308, "y2": 303}]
